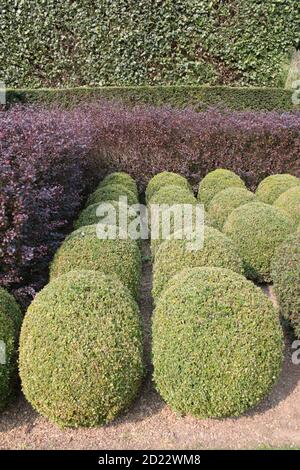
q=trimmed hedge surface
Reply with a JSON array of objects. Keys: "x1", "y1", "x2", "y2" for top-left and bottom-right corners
[
  {"x1": 86, "y1": 183, "x2": 138, "y2": 208},
  {"x1": 2, "y1": 2, "x2": 299, "y2": 88},
  {"x1": 146, "y1": 172, "x2": 192, "y2": 203},
  {"x1": 50, "y1": 229, "x2": 141, "y2": 299},
  {"x1": 198, "y1": 169, "x2": 246, "y2": 209},
  {"x1": 19, "y1": 270, "x2": 144, "y2": 428},
  {"x1": 273, "y1": 187, "x2": 300, "y2": 226},
  {"x1": 224, "y1": 202, "x2": 294, "y2": 283},
  {"x1": 74, "y1": 201, "x2": 138, "y2": 231},
  {"x1": 208, "y1": 187, "x2": 256, "y2": 231},
  {"x1": 149, "y1": 186, "x2": 196, "y2": 209},
  {"x1": 152, "y1": 226, "x2": 243, "y2": 303},
  {"x1": 271, "y1": 232, "x2": 300, "y2": 338},
  {"x1": 256, "y1": 174, "x2": 300, "y2": 205},
  {"x1": 152, "y1": 267, "x2": 283, "y2": 418},
  {"x1": 98, "y1": 172, "x2": 138, "y2": 197},
  {"x1": 0, "y1": 288, "x2": 22, "y2": 412}
]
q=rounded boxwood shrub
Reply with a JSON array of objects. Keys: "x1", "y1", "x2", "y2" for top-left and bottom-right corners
[
  {"x1": 223, "y1": 202, "x2": 294, "y2": 283},
  {"x1": 271, "y1": 231, "x2": 300, "y2": 337},
  {"x1": 208, "y1": 187, "x2": 256, "y2": 231},
  {"x1": 148, "y1": 185, "x2": 196, "y2": 208},
  {"x1": 19, "y1": 270, "x2": 144, "y2": 427},
  {"x1": 152, "y1": 226, "x2": 243, "y2": 302},
  {"x1": 273, "y1": 186, "x2": 300, "y2": 226},
  {"x1": 0, "y1": 288, "x2": 22, "y2": 412},
  {"x1": 74, "y1": 200, "x2": 138, "y2": 231},
  {"x1": 50, "y1": 229, "x2": 141, "y2": 299},
  {"x1": 197, "y1": 169, "x2": 246, "y2": 209},
  {"x1": 86, "y1": 183, "x2": 138, "y2": 208},
  {"x1": 146, "y1": 172, "x2": 192, "y2": 203},
  {"x1": 150, "y1": 209, "x2": 212, "y2": 258},
  {"x1": 98, "y1": 172, "x2": 138, "y2": 197},
  {"x1": 256, "y1": 174, "x2": 300, "y2": 204},
  {"x1": 153, "y1": 267, "x2": 283, "y2": 418}
]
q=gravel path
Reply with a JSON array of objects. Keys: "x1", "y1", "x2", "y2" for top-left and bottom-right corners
[{"x1": 0, "y1": 242, "x2": 299, "y2": 450}]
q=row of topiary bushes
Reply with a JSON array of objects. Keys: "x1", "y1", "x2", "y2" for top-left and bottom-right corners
[
  {"x1": 148, "y1": 169, "x2": 300, "y2": 418},
  {"x1": 17, "y1": 173, "x2": 145, "y2": 427}
]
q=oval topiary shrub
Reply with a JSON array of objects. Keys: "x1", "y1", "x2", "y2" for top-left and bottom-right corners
[
  {"x1": 50, "y1": 229, "x2": 141, "y2": 299},
  {"x1": 197, "y1": 169, "x2": 246, "y2": 209},
  {"x1": 208, "y1": 187, "x2": 256, "y2": 231},
  {"x1": 86, "y1": 183, "x2": 138, "y2": 208},
  {"x1": 74, "y1": 200, "x2": 139, "y2": 231},
  {"x1": 19, "y1": 270, "x2": 144, "y2": 427},
  {"x1": 146, "y1": 172, "x2": 192, "y2": 203},
  {"x1": 0, "y1": 288, "x2": 22, "y2": 412},
  {"x1": 153, "y1": 267, "x2": 283, "y2": 418},
  {"x1": 271, "y1": 231, "x2": 300, "y2": 337},
  {"x1": 152, "y1": 226, "x2": 243, "y2": 302},
  {"x1": 148, "y1": 185, "x2": 196, "y2": 208},
  {"x1": 223, "y1": 202, "x2": 294, "y2": 283},
  {"x1": 273, "y1": 186, "x2": 300, "y2": 226},
  {"x1": 256, "y1": 174, "x2": 300, "y2": 205},
  {"x1": 98, "y1": 172, "x2": 138, "y2": 197}
]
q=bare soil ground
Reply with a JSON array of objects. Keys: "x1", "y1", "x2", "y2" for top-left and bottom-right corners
[{"x1": 0, "y1": 242, "x2": 299, "y2": 450}]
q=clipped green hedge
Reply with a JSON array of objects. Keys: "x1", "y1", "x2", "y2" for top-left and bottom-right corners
[
  {"x1": 152, "y1": 226, "x2": 243, "y2": 302},
  {"x1": 0, "y1": 288, "x2": 22, "y2": 412},
  {"x1": 5, "y1": 86, "x2": 297, "y2": 111},
  {"x1": 256, "y1": 174, "x2": 300, "y2": 205},
  {"x1": 1, "y1": 2, "x2": 299, "y2": 88},
  {"x1": 74, "y1": 201, "x2": 138, "y2": 231},
  {"x1": 50, "y1": 228, "x2": 141, "y2": 299},
  {"x1": 271, "y1": 231, "x2": 300, "y2": 338},
  {"x1": 149, "y1": 185, "x2": 196, "y2": 209},
  {"x1": 208, "y1": 187, "x2": 256, "y2": 231},
  {"x1": 224, "y1": 202, "x2": 294, "y2": 283},
  {"x1": 19, "y1": 270, "x2": 144, "y2": 427},
  {"x1": 98, "y1": 172, "x2": 138, "y2": 197},
  {"x1": 273, "y1": 186, "x2": 300, "y2": 226},
  {"x1": 86, "y1": 183, "x2": 138, "y2": 208},
  {"x1": 198, "y1": 169, "x2": 246, "y2": 209},
  {"x1": 152, "y1": 267, "x2": 283, "y2": 418},
  {"x1": 146, "y1": 172, "x2": 192, "y2": 204}
]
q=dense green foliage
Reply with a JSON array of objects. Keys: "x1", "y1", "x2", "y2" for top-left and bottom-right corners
[
  {"x1": 86, "y1": 183, "x2": 138, "y2": 208},
  {"x1": 5, "y1": 86, "x2": 297, "y2": 111},
  {"x1": 208, "y1": 187, "x2": 256, "y2": 231},
  {"x1": 273, "y1": 187, "x2": 300, "y2": 226},
  {"x1": 224, "y1": 202, "x2": 294, "y2": 283},
  {"x1": 152, "y1": 226, "x2": 243, "y2": 302},
  {"x1": 152, "y1": 267, "x2": 283, "y2": 418},
  {"x1": 19, "y1": 271, "x2": 144, "y2": 427},
  {"x1": 256, "y1": 174, "x2": 300, "y2": 205},
  {"x1": 271, "y1": 232, "x2": 300, "y2": 338},
  {"x1": 198, "y1": 169, "x2": 246, "y2": 209},
  {"x1": 0, "y1": 288, "x2": 22, "y2": 412},
  {"x1": 1, "y1": 1, "x2": 299, "y2": 88},
  {"x1": 99, "y1": 172, "x2": 138, "y2": 197},
  {"x1": 146, "y1": 172, "x2": 192, "y2": 204},
  {"x1": 149, "y1": 185, "x2": 196, "y2": 209},
  {"x1": 73, "y1": 201, "x2": 138, "y2": 231},
  {"x1": 50, "y1": 229, "x2": 141, "y2": 298}
]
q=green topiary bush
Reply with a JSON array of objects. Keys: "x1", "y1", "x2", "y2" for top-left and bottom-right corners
[
  {"x1": 98, "y1": 172, "x2": 138, "y2": 197},
  {"x1": 273, "y1": 186, "x2": 300, "y2": 226},
  {"x1": 197, "y1": 169, "x2": 246, "y2": 209},
  {"x1": 86, "y1": 183, "x2": 138, "y2": 208},
  {"x1": 152, "y1": 226, "x2": 243, "y2": 302},
  {"x1": 50, "y1": 229, "x2": 141, "y2": 299},
  {"x1": 271, "y1": 231, "x2": 300, "y2": 338},
  {"x1": 0, "y1": 288, "x2": 22, "y2": 412},
  {"x1": 148, "y1": 185, "x2": 196, "y2": 208},
  {"x1": 223, "y1": 202, "x2": 294, "y2": 283},
  {"x1": 146, "y1": 172, "x2": 192, "y2": 203},
  {"x1": 152, "y1": 267, "x2": 283, "y2": 418},
  {"x1": 255, "y1": 174, "x2": 300, "y2": 205},
  {"x1": 19, "y1": 270, "x2": 144, "y2": 427},
  {"x1": 74, "y1": 200, "x2": 138, "y2": 231},
  {"x1": 208, "y1": 187, "x2": 256, "y2": 231}
]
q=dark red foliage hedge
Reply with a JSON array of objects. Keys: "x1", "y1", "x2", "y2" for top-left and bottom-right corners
[
  {"x1": 1, "y1": 102, "x2": 300, "y2": 307},
  {"x1": 84, "y1": 102, "x2": 300, "y2": 191},
  {"x1": 0, "y1": 106, "x2": 103, "y2": 307}
]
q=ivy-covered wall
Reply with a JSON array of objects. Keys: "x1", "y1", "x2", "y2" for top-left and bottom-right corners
[{"x1": 1, "y1": 1, "x2": 299, "y2": 88}]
